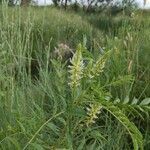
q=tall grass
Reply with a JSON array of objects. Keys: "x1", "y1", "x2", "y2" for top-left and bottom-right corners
[
  {"x1": 85, "y1": 12, "x2": 150, "y2": 98},
  {"x1": 0, "y1": 4, "x2": 150, "y2": 150}
]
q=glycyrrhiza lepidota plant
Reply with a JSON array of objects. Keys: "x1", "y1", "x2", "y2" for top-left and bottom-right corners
[{"x1": 67, "y1": 43, "x2": 149, "y2": 149}]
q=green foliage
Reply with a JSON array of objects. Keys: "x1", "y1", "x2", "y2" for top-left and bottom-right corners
[
  {"x1": 0, "y1": 6, "x2": 102, "y2": 57},
  {"x1": 67, "y1": 44, "x2": 147, "y2": 149},
  {"x1": 0, "y1": 4, "x2": 150, "y2": 150}
]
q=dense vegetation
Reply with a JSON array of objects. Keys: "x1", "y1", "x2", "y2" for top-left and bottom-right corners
[{"x1": 0, "y1": 4, "x2": 150, "y2": 150}]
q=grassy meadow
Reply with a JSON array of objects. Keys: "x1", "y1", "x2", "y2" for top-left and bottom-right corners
[{"x1": 0, "y1": 4, "x2": 150, "y2": 150}]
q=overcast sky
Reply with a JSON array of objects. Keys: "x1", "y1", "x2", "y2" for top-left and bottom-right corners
[
  {"x1": 136, "y1": 0, "x2": 150, "y2": 8},
  {"x1": 36, "y1": 0, "x2": 150, "y2": 8}
]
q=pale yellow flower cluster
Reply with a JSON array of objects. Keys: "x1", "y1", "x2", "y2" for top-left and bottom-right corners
[
  {"x1": 68, "y1": 44, "x2": 84, "y2": 88},
  {"x1": 84, "y1": 51, "x2": 110, "y2": 79},
  {"x1": 86, "y1": 104, "x2": 102, "y2": 126}
]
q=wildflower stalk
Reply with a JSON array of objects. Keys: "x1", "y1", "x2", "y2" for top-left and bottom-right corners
[
  {"x1": 86, "y1": 103, "x2": 102, "y2": 126},
  {"x1": 84, "y1": 50, "x2": 111, "y2": 79},
  {"x1": 68, "y1": 44, "x2": 84, "y2": 89},
  {"x1": 67, "y1": 44, "x2": 84, "y2": 149}
]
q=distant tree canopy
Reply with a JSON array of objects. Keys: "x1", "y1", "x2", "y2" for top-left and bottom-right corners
[
  {"x1": 50, "y1": 0, "x2": 137, "y2": 12},
  {"x1": 0, "y1": 0, "x2": 16, "y2": 5},
  {"x1": 20, "y1": 0, "x2": 30, "y2": 6},
  {"x1": 1, "y1": 0, "x2": 148, "y2": 12}
]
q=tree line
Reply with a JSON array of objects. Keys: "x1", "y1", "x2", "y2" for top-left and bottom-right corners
[{"x1": 0, "y1": 0, "x2": 147, "y2": 12}]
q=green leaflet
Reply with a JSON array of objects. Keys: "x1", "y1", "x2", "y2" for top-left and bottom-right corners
[{"x1": 101, "y1": 101, "x2": 143, "y2": 150}]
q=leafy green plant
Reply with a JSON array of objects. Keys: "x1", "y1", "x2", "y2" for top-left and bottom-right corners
[
  {"x1": 0, "y1": 4, "x2": 150, "y2": 150},
  {"x1": 66, "y1": 43, "x2": 149, "y2": 149}
]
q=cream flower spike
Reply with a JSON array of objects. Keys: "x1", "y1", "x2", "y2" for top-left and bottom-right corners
[{"x1": 68, "y1": 44, "x2": 84, "y2": 88}]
